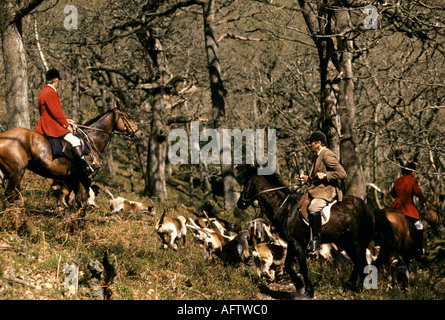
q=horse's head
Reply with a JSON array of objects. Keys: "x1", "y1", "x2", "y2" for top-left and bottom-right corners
[
  {"x1": 421, "y1": 202, "x2": 445, "y2": 234},
  {"x1": 113, "y1": 102, "x2": 143, "y2": 140},
  {"x1": 237, "y1": 165, "x2": 259, "y2": 210}
]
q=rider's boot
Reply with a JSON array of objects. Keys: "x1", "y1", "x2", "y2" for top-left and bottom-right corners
[
  {"x1": 72, "y1": 145, "x2": 95, "y2": 176},
  {"x1": 414, "y1": 229, "x2": 425, "y2": 255},
  {"x1": 306, "y1": 211, "x2": 322, "y2": 252}
]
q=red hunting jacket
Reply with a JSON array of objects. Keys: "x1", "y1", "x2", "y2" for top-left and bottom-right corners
[
  {"x1": 36, "y1": 85, "x2": 71, "y2": 137},
  {"x1": 390, "y1": 174, "x2": 426, "y2": 219}
]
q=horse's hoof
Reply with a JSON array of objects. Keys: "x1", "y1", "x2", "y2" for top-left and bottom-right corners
[
  {"x1": 295, "y1": 291, "x2": 314, "y2": 300},
  {"x1": 345, "y1": 281, "x2": 359, "y2": 293}
]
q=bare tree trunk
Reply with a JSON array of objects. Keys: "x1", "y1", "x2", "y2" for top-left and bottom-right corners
[
  {"x1": 71, "y1": 63, "x2": 80, "y2": 123},
  {"x1": 335, "y1": 8, "x2": 366, "y2": 199},
  {"x1": 146, "y1": 95, "x2": 168, "y2": 201},
  {"x1": 1, "y1": 10, "x2": 30, "y2": 129},
  {"x1": 0, "y1": 0, "x2": 43, "y2": 129},
  {"x1": 298, "y1": 0, "x2": 367, "y2": 199},
  {"x1": 141, "y1": 28, "x2": 169, "y2": 201},
  {"x1": 298, "y1": 0, "x2": 340, "y2": 156},
  {"x1": 202, "y1": 0, "x2": 239, "y2": 210}
]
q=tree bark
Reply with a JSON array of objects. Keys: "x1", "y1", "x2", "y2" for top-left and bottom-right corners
[
  {"x1": 335, "y1": 8, "x2": 366, "y2": 199},
  {"x1": 140, "y1": 27, "x2": 169, "y2": 201},
  {"x1": 202, "y1": 0, "x2": 239, "y2": 210},
  {"x1": 0, "y1": 0, "x2": 44, "y2": 129},
  {"x1": 298, "y1": 0, "x2": 367, "y2": 198}
]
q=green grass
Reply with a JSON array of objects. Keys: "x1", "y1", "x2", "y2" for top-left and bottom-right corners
[{"x1": 0, "y1": 172, "x2": 444, "y2": 300}]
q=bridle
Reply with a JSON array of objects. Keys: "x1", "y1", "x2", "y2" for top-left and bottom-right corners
[
  {"x1": 76, "y1": 108, "x2": 141, "y2": 139},
  {"x1": 115, "y1": 108, "x2": 141, "y2": 139},
  {"x1": 240, "y1": 176, "x2": 310, "y2": 207}
]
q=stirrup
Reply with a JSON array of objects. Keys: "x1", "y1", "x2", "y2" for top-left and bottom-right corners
[
  {"x1": 306, "y1": 239, "x2": 321, "y2": 253},
  {"x1": 78, "y1": 157, "x2": 95, "y2": 176}
]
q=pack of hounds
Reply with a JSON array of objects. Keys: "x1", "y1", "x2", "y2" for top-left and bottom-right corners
[
  {"x1": 154, "y1": 210, "x2": 393, "y2": 286},
  {"x1": 50, "y1": 182, "x2": 406, "y2": 287}
]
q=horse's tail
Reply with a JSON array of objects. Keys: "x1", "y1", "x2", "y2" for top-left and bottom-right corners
[{"x1": 373, "y1": 209, "x2": 395, "y2": 267}]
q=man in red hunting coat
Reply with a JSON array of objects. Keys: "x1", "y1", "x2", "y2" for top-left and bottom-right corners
[
  {"x1": 36, "y1": 68, "x2": 95, "y2": 176},
  {"x1": 390, "y1": 162, "x2": 427, "y2": 255}
]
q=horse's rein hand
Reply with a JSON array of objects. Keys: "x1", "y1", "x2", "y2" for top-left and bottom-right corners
[{"x1": 69, "y1": 123, "x2": 78, "y2": 134}]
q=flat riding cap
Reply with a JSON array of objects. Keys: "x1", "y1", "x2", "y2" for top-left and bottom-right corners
[
  {"x1": 46, "y1": 68, "x2": 62, "y2": 82},
  {"x1": 308, "y1": 131, "x2": 327, "y2": 146}
]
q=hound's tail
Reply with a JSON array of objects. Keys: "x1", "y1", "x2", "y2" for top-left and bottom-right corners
[{"x1": 103, "y1": 188, "x2": 115, "y2": 199}]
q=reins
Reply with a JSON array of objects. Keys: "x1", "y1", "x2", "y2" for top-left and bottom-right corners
[
  {"x1": 242, "y1": 178, "x2": 311, "y2": 205},
  {"x1": 69, "y1": 107, "x2": 140, "y2": 165},
  {"x1": 75, "y1": 124, "x2": 112, "y2": 134},
  {"x1": 73, "y1": 108, "x2": 139, "y2": 137}
]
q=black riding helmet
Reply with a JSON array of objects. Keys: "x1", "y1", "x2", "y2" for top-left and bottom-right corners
[
  {"x1": 307, "y1": 131, "x2": 327, "y2": 146},
  {"x1": 46, "y1": 68, "x2": 62, "y2": 82}
]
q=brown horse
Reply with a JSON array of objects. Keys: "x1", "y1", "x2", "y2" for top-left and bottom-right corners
[
  {"x1": 0, "y1": 102, "x2": 142, "y2": 227},
  {"x1": 373, "y1": 203, "x2": 443, "y2": 283},
  {"x1": 237, "y1": 166, "x2": 375, "y2": 298}
]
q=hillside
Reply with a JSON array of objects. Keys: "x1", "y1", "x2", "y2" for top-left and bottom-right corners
[{"x1": 0, "y1": 172, "x2": 444, "y2": 301}]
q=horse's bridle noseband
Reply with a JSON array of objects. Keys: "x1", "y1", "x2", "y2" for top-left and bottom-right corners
[{"x1": 115, "y1": 109, "x2": 141, "y2": 139}]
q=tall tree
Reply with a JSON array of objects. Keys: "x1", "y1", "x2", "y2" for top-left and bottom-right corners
[
  {"x1": 139, "y1": 26, "x2": 170, "y2": 201},
  {"x1": 0, "y1": 0, "x2": 43, "y2": 129},
  {"x1": 202, "y1": 0, "x2": 239, "y2": 209},
  {"x1": 297, "y1": 0, "x2": 367, "y2": 198}
]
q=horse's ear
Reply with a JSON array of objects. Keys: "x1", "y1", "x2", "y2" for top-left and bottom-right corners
[
  {"x1": 236, "y1": 164, "x2": 257, "y2": 183},
  {"x1": 113, "y1": 100, "x2": 123, "y2": 110}
]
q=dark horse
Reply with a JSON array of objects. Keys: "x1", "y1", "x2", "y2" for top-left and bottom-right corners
[
  {"x1": 0, "y1": 102, "x2": 142, "y2": 227},
  {"x1": 237, "y1": 167, "x2": 375, "y2": 298},
  {"x1": 373, "y1": 203, "x2": 444, "y2": 283}
]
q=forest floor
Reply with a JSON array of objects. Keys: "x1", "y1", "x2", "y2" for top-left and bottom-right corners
[{"x1": 0, "y1": 172, "x2": 444, "y2": 303}]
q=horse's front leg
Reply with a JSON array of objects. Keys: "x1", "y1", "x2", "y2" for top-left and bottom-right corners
[
  {"x1": 67, "y1": 176, "x2": 91, "y2": 229},
  {"x1": 285, "y1": 244, "x2": 314, "y2": 298},
  {"x1": 415, "y1": 254, "x2": 434, "y2": 284},
  {"x1": 344, "y1": 243, "x2": 368, "y2": 292},
  {"x1": 76, "y1": 186, "x2": 91, "y2": 229}
]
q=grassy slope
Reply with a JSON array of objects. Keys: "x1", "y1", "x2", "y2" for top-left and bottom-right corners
[{"x1": 0, "y1": 172, "x2": 444, "y2": 300}]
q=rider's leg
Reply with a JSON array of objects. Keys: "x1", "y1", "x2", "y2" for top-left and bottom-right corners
[
  {"x1": 413, "y1": 219, "x2": 425, "y2": 255},
  {"x1": 307, "y1": 198, "x2": 326, "y2": 252},
  {"x1": 63, "y1": 133, "x2": 95, "y2": 176}
]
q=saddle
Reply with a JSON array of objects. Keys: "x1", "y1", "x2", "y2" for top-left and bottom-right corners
[
  {"x1": 298, "y1": 193, "x2": 336, "y2": 226},
  {"x1": 49, "y1": 135, "x2": 87, "y2": 160},
  {"x1": 48, "y1": 132, "x2": 101, "y2": 168}
]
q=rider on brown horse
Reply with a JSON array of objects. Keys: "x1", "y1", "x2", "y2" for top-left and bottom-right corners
[
  {"x1": 36, "y1": 69, "x2": 97, "y2": 176},
  {"x1": 390, "y1": 162, "x2": 427, "y2": 255},
  {"x1": 298, "y1": 131, "x2": 347, "y2": 253}
]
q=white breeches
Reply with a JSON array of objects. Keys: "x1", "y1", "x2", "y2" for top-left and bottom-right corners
[{"x1": 63, "y1": 133, "x2": 81, "y2": 147}]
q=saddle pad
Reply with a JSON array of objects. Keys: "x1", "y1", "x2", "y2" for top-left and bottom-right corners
[
  {"x1": 48, "y1": 136, "x2": 89, "y2": 160},
  {"x1": 302, "y1": 200, "x2": 337, "y2": 226}
]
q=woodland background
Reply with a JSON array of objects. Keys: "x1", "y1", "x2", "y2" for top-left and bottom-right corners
[{"x1": 0, "y1": 0, "x2": 444, "y2": 212}]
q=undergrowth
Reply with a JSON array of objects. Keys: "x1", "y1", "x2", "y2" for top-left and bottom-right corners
[{"x1": 0, "y1": 172, "x2": 444, "y2": 300}]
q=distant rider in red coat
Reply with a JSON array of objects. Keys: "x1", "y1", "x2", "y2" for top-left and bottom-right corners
[
  {"x1": 36, "y1": 69, "x2": 95, "y2": 176},
  {"x1": 390, "y1": 162, "x2": 427, "y2": 255}
]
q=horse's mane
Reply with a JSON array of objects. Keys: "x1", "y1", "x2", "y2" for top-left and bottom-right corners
[
  {"x1": 259, "y1": 172, "x2": 290, "y2": 194},
  {"x1": 83, "y1": 109, "x2": 114, "y2": 126}
]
